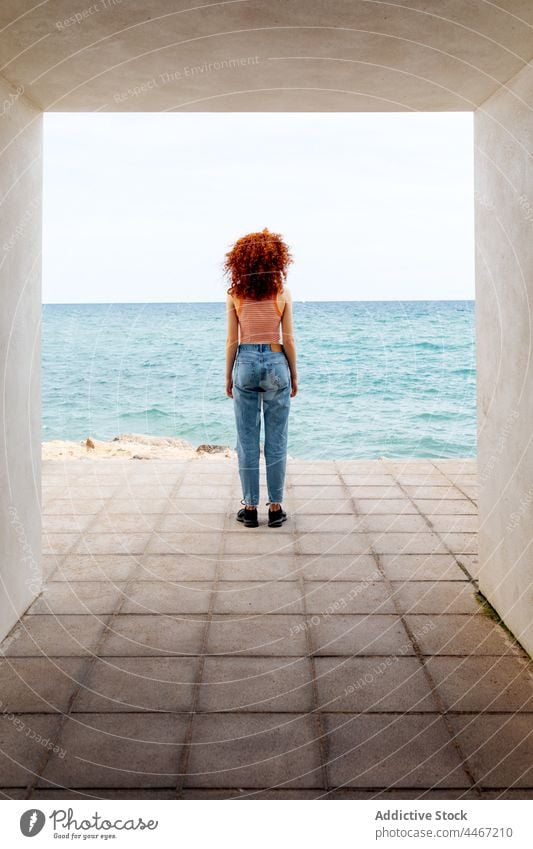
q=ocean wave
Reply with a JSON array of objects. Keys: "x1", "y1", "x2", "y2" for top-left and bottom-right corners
[
  {"x1": 414, "y1": 411, "x2": 463, "y2": 421},
  {"x1": 120, "y1": 407, "x2": 171, "y2": 419}
]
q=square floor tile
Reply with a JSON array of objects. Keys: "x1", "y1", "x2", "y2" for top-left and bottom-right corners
[
  {"x1": 99, "y1": 614, "x2": 206, "y2": 656},
  {"x1": 370, "y1": 533, "x2": 448, "y2": 555},
  {"x1": 72, "y1": 533, "x2": 150, "y2": 555},
  {"x1": 428, "y1": 515, "x2": 478, "y2": 533},
  {"x1": 42, "y1": 555, "x2": 65, "y2": 581},
  {"x1": 107, "y1": 499, "x2": 168, "y2": 514},
  {"x1": 88, "y1": 514, "x2": 160, "y2": 533},
  {"x1": 347, "y1": 485, "x2": 406, "y2": 500},
  {"x1": 147, "y1": 533, "x2": 222, "y2": 555},
  {"x1": 342, "y1": 475, "x2": 397, "y2": 487},
  {"x1": 52, "y1": 555, "x2": 140, "y2": 582},
  {"x1": 159, "y1": 514, "x2": 226, "y2": 532},
  {"x1": 415, "y1": 499, "x2": 477, "y2": 515},
  {"x1": 361, "y1": 514, "x2": 430, "y2": 532},
  {"x1": 186, "y1": 714, "x2": 323, "y2": 788},
  {"x1": 289, "y1": 474, "x2": 341, "y2": 486},
  {"x1": 213, "y1": 582, "x2": 303, "y2": 615},
  {"x1": 45, "y1": 499, "x2": 106, "y2": 515},
  {"x1": 455, "y1": 554, "x2": 480, "y2": 580},
  {"x1": 73, "y1": 657, "x2": 199, "y2": 712},
  {"x1": 42, "y1": 533, "x2": 79, "y2": 555},
  {"x1": 289, "y1": 486, "x2": 348, "y2": 500},
  {"x1": 166, "y1": 498, "x2": 226, "y2": 514},
  {"x1": 42, "y1": 514, "x2": 94, "y2": 533},
  {"x1": 315, "y1": 656, "x2": 436, "y2": 712},
  {"x1": 426, "y1": 656, "x2": 533, "y2": 712},
  {"x1": 1, "y1": 615, "x2": 108, "y2": 657},
  {"x1": 298, "y1": 533, "x2": 371, "y2": 556},
  {"x1": 405, "y1": 614, "x2": 522, "y2": 656},
  {"x1": 116, "y1": 486, "x2": 174, "y2": 499},
  {"x1": 60, "y1": 486, "x2": 118, "y2": 499},
  {"x1": 180, "y1": 472, "x2": 234, "y2": 485},
  {"x1": 0, "y1": 658, "x2": 88, "y2": 712},
  {"x1": 324, "y1": 714, "x2": 470, "y2": 788},
  {"x1": 402, "y1": 486, "x2": 464, "y2": 500},
  {"x1": 198, "y1": 657, "x2": 314, "y2": 712},
  {"x1": 390, "y1": 581, "x2": 480, "y2": 614},
  {"x1": 38, "y1": 713, "x2": 188, "y2": 788},
  {"x1": 138, "y1": 555, "x2": 216, "y2": 582},
  {"x1": 121, "y1": 581, "x2": 212, "y2": 614},
  {"x1": 217, "y1": 555, "x2": 306, "y2": 582},
  {"x1": 294, "y1": 515, "x2": 367, "y2": 533},
  {"x1": 310, "y1": 615, "x2": 412, "y2": 657},
  {"x1": 356, "y1": 499, "x2": 418, "y2": 515},
  {"x1": 380, "y1": 554, "x2": 467, "y2": 581},
  {"x1": 207, "y1": 615, "x2": 308, "y2": 656},
  {"x1": 28, "y1": 582, "x2": 124, "y2": 615},
  {"x1": 393, "y1": 475, "x2": 449, "y2": 487},
  {"x1": 289, "y1": 499, "x2": 355, "y2": 514},
  {"x1": 177, "y1": 485, "x2": 233, "y2": 499},
  {"x1": 223, "y1": 533, "x2": 297, "y2": 556},
  {"x1": 0, "y1": 715, "x2": 63, "y2": 786},
  {"x1": 303, "y1": 581, "x2": 394, "y2": 615},
  {"x1": 302, "y1": 555, "x2": 382, "y2": 582},
  {"x1": 448, "y1": 714, "x2": 533, "y2": 787},
  {"x1": 288, "y1": 462, "x2": 338, "y2": 474},
  {"x1": 439, "y1": 533, "x2": 477, "y2": 554}
]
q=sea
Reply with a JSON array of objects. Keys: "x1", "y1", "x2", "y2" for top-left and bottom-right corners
[{"x1": 42, "y1": 301, "x2": 476, "y2": 460}]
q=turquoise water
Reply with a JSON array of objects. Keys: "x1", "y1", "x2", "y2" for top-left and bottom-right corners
[{"x1": 42, "y1": 301, "x2": 476, "y2": 459}]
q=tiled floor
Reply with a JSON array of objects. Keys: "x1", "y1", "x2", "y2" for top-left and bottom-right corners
[{"x1": 1, "y1": 456, "x2": 532, "y2": 800}]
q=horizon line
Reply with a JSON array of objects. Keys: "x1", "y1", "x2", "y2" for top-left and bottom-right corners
[{"x1": 43, "y1": 298, "x2": 475, "y2": 306}]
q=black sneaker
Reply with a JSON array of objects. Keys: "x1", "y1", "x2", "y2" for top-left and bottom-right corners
[
  {"x1": 236, "y1": 506, "x2": 259, "y2": 527},
  {"x1": 267, "y1": 504, "x2": 287, "y2": 527}
]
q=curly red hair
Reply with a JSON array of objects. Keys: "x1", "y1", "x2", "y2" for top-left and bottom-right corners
[{"x1": 224, "y1": 227, "x2": 293, "y2": 300}]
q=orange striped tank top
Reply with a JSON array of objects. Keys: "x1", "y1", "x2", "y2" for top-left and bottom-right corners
[{"x1": 234, "y1": 291, "x2": 285, "y2": 344}]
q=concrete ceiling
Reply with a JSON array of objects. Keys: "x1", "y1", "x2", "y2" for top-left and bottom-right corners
[{"x1": 0, "y1": 0, "x2": 532, "y2": 111}]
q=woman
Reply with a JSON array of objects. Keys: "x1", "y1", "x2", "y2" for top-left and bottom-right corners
[{"x1": 225, "y1": 228, "x2": 298, "y2": 528}]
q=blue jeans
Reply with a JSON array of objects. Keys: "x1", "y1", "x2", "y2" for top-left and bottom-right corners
[{"x1": 232, "y1": 343, "x2": 291, "y2": 506}]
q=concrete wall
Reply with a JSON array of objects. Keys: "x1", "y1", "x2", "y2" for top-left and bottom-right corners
[
  {"x1": 475, "y1": 63, "x2": 533, "y2": 656},
  {"x1": 0, "y1": 76, "x2": 42, "y2": 640},
  {"x1": 1, "y1": 48, "x2": 531, "y2": 657}
]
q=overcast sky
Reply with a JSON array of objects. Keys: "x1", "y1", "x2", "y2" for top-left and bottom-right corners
[{"x1": 43, "y1": 112, "x2": 474, "y2": 303}]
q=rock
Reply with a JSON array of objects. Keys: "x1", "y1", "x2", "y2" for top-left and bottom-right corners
[
  {"x1": 196, "y1": 444, "x2": 231, "y2": 454},
  {"x1": 114, "y1": 433, "x2": 194, "y2": 450},
  {"x1": 86, "y1": 438, "x2": 95, "y2": 449}
]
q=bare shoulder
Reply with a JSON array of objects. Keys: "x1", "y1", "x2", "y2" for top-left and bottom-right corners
[{"x1": 282, "y1": 286, "x2": 292, "y2": 307}]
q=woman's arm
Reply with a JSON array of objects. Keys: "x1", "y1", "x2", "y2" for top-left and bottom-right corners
[
  {"x1": 281, "y1": 288, "x2": 298, "y2": 397},
  {"x1": 226, "y1": 292, "x2": 239, "y2": 398}
]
